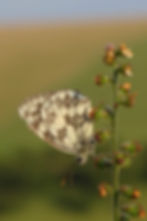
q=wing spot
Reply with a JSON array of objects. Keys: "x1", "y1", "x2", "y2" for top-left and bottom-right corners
[
  {"x1": 43, "y1": 131, "x2": 54, "y2": 141},
  {"x1": 57, "y1": 128, "x2": 67, "y2": 141},
  {"x1": 64, "y1": 114, "x2": 84, "y2": 128}
]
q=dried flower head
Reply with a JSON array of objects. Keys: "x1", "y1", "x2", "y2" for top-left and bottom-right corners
[
  {"x1": 95, "y1": 74, "x2": 109, "y2": 86},
  {"x1": 123, "y1": 64, "x2": 133, "y2": 77},
  {"x1": 95, "y1": 130, "x2": 111, "y2": 143},
  {"x1": 103, "y1": 44, "x2": 116, "y2": 65},
  {"x1": 139, "y1": 208, "x2": 146, "y2": 218},
  {"x1": 119, "y1": 44, "x2": 134, "y2": 58},
  {"x1": 121, "y1": 141, "x2": 143, "y2": 154},
  {"x1": 132, "y1": 189, "x2": 141, "y2": 199},
  {"x1": 120, "y1": 82, "x2": 132, "y2": 92},
  {"x1": 120, "y1": 185, "x2": 141, "y2": 199},
  {"x1": 98, "y1": 183, "x2": 108, "y2": 197},
  {"x1": 126, "y1": 92, "x2": 137, "y2": 107}
]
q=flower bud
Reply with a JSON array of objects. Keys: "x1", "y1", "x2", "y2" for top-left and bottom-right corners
[
  {"x1": 118, "y1": 44, "x2": 134, "y2": 58},
  {"x1": 115, "y1": 152, "x2": 125, "y2": 165},
  {"x1": 122, "y1": 204, "x2": 145, "y2": 218},
  {"x1": 125, "y1": 92, "x2": 137, "y2": 107},
  {"x1": 123, "y1": 65, "x2": 133, "y2": 77},
  {"x1": 103, "y1": 45, "x2": 116, "y2": 65},
  {"x1": 120, "y1": 82, "x2": 132, "y2": 92},
  {"x1": 139, "y1": 208, "x2": 146, "y2": 218},
  {"x1": 120, "y1": 185, "x2": 141, "y2": 199},
  {"x1": 95, "y1": 74, "x2": 109, "y2": 86},
  {"x1": 121, "y1": 141, "x2": 143, "y2": 154},
  {"x1": 98, "y1": 183, "x2": 110, "y2": 197},
  {"x1": 95, "y1": 130, "x2": 111, "y2": 143},
  {"x1": 115, "y1": 152, "x2": 131, "y2": 167},
  {"x1": 132, "y1": 189, "x2": 141, "y2": 199},
  {"x1": 96, "y1": 107, "x2": 108, "y2": 119},
  {"x1": 121, "y1": 141, "x2": 136, "y2": 153}
]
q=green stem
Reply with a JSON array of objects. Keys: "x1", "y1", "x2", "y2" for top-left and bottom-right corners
[{"x1": 111, "y1": 79, "x2": 121, "y2": 221}]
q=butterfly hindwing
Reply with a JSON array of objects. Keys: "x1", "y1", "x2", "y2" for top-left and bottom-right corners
[{"x1": 18, "y1": 90, "x2": 95, "y2": 161}]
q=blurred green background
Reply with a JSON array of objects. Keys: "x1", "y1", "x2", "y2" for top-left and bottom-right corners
[{"x1": 0, "y1": 19, "x2": 147, "y2": 221}]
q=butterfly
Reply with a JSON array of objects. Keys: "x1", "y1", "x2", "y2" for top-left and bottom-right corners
[{"x1": 18, "y1": 89, "x2": 96, "y2": 164}]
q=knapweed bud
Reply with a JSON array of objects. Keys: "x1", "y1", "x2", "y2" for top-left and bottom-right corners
[
  {"x1": 123, "y1": 64, "x2": 133, "y2": 77},
  {"x1": 121, "y1": 141, "x2": 135, "y2": 152},
  {"x1": 95, "y1": 74, "x2": 109, "y2": 86},
  {"x1": 115, "y1": 152, "x2": 125, "y2": 165},
  {"x1": 125, "y1": 92, "x2": 137, "y2": 107},
  {"x1": 95, "y1": 130, "x2": 111, "y2": 143},
  {"x1": 98, "y1": 183, "x2": 110, "y2": 197},
  {"x1": 103, "y1": 44, "x2": 116, "y2": 65},
  {"x1": 121, "y1": 141, "x2": 143, "y2": 154},
  {"x1": 120, "y1": 185, "x2": 141, "y2": 199},
  {"x1": 118, "y1": 44, "x2": 134, "y2": 59},
  {"x1": 115, "y1": 152, "x2": 131, "y2": 167},
  {"x1": 120, "y1": 82, "x2": 132, "y2": 92},
  {"x1": 96, "y1": 107, "x2": 108, "y2": 119},
  {"x1": 89, "y1": 106, "x2": 108, "y2": 120},
  {"x1": 139, "y1": 208, "x2": 146, "y2": 218},
  {"x1": 122, "y1": 204, "x2": 146, "y2": 219},
  {"x1": 132, "y1": 189, "x2": 141, "y2": 199}
]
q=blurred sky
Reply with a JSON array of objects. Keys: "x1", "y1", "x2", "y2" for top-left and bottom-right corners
[{"x1": 0, "y1": 0, "x2": 147, "y2": 23}]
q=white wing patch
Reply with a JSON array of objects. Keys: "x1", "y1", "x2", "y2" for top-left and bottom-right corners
[{"x1": 18, "y1": 90, "x2": 95, "y2": 164}]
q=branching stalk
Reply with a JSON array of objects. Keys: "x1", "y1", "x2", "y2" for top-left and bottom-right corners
[{"x1": 112, "y1": 78, "x2": 121, "y2": 221}]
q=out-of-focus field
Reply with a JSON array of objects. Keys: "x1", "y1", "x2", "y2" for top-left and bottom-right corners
[{"x1": 0, "y1": 20, "x2": 147, "y2": 221}]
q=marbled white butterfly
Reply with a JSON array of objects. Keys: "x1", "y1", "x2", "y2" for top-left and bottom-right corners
[{"x1": 18, "y1": 89, "x2": 95, "y2": 164}]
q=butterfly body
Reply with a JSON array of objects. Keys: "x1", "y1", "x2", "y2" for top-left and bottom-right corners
[{"x1": 18, "y1": 90, "x2": 95, "y2": 164}]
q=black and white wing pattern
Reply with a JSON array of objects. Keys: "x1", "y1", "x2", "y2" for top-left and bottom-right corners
[{"x1": 18, "y1": 89, "x2": 95, "y2": 164}]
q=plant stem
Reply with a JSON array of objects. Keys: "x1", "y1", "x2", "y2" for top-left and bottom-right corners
[{"x1": 111, "y1": 79, "x2": 121, "y2": 221}]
